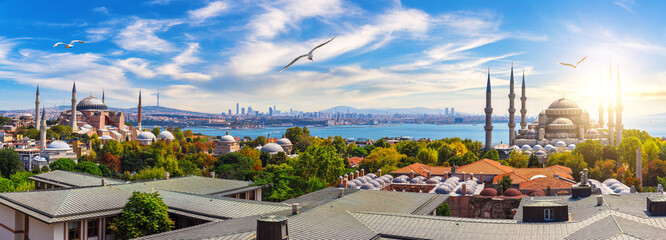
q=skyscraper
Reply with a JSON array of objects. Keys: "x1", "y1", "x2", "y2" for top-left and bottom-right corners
[
  {"x1": 269, "y1": 107, "x2": 273, "y2": 116},
  {"x1": 241, "y1": 107, "x2": 246, "y2": 115},
  {"x1": 236, "y1": 103, "x2": 239, "y2": 115},
  {"x1": 451, "y1": 108, "x2": 455, "y2": 116},
  {"x1": 445, "y1": 108, "x2": 449, "y2": 115}
]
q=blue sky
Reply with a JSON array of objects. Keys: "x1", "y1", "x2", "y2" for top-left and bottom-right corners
[{"x1": 0, "y1": 0, "x2": 665, "y2": 117}]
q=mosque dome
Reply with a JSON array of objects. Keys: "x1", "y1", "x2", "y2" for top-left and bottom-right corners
[
  {"x1": 503, "y1": 188, "x2": 522, "y2": 197},
  {"x1": 277, "y1": 138, "x2": 292, "y2": 146},
  {"x1": 555, "y1": 141, "x2": 567, "y2": 148},
  {"x1": 533, "y1": 145, "x2": 543, "y2": 150},
  {"x1": 19, "y1": 113, "x2": 33, "y2": 120},
  {"x1": 480, "y1": 188, "x2": 498, "y2": 197},
  {"x1": 220, "y1": 134, "x2": 236, "y2": 143},
  {"x1": 360, "y1": 183, "x2": 375, "y2": 190},
  {"x1": 77, "y1": 96, "x2": 107, "y2": 111},
  {"x1": 47, "y1": 140, "x2": 71, "y2": 150},
  {"x1": 535, "y1": 150, "x2": 547, "y2": 157},
  {"x1": 346, "y1": 182, "x2": 357, "y2": 189},
  {"x1": 137, "y1": 132, "x2": 156, "y2": 140},
  {"x1": 551, "y1": 118, "x2": 574, "y2": 125},
  {"x1": 434, "y1": 185, "x2": 453, "y2": 194},
  {"x1": 521, "y1": 145, "x2": 532, "y2": 151},
  {"x1": 548, "y1": 98, "x2": 579, "y2": 109},
  {"x1": 261, "y1": 143, "x2": 284, "y2": 154},
  {"x1": 544, "y1": 144, "x2": 556, "y2": 151},
  {"x1": 157, "y1": 131, "x2": 175, "y2": 140},
  {"x1": 586, "y1": 129, "x2": 600, "y2": 135},
  {"x1": 567, "y1": 144, "x2": 576, "y2": 150}
]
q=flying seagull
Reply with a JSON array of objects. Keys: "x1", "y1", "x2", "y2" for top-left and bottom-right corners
[
  {"x1": 277, "y1": 36, "x2": 336, "y2": 73},
  {"x1": 559, "y1": 56, "x2": 587, "y2": 68},
  {"x1": 53, "y1": 40, "x2": 85, "y2": 49}
]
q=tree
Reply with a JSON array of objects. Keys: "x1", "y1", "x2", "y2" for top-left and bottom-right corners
[
  {"x1": 589, "y1": 159, "x2": 617, "y2": 182},
  {"x1": 215, "y1": 153, "x2": 254, "y2": 180},
  {"x1": 395, "y1": 141, "x2": 422, "y2": 157},
  {"x1": 618, "y1": 137, "x2": 642, "y2": 171},
  {"x1": 504, "y1": 151, "x2": 528, "y2": 168},
  {"x1": 363, "y1": 145, "x2": 376, "y2": 154},
  {"x1": 374, "y1": 138, "x2": 389, "y2": 148},
  {"x1": 528, "y1": 154, "x2": 541, "y2": 168},
  {"x1": 449, "y1": 141, "x2": 468, "y2": 157},
  {"x1": 498, "y1": 175, "x2": 512, "y2": 194},
  {"x1": 0, "y1": 178, "x2": 14, "y2": 192},
  {"x1": 251, "y1": 136, "x2": 268, "y2": 147},
  {"x1": 332, "y1": 136, "x2": 347, "y2": 155},
  {"x1": 285, "y1": 127, "x2": 306, "y2": 145},
  {"x1": 0, "y1": 148, "x2": 22, "y2": 178},
  {"x1": 101, "y1": 140, "x2": 124, "y2": 157},
  {"x1": 9, "y1": 171, "x2": 34, "y2": 191},
  {"x1": 294, "y1": 145, "x2": 345, "y2": 182},
  {"x1": 49, "y1": 125, "x2": 73, "y2": 139},
  {"x1": 437, "y1": 144, "x2": 456, "y2": 165},
  {"x1": 49, "y1": 158, "x2": 76, "y2": 171},
  {"x1": 643, "y1": 159, "x2": 666, "y2": 186},
  {"x1": 90, "y1": 134, "x2": 102, "y2": 153},
  {"x1": 100, "y1": 152, "x2": 121, "y2": 172},
  {"x1": 462, "y1": 151, "x2": 478, "y2": 165},
  {"x1": 436, "y1": 203, "x2": 451, "y2": 216},
  {"x1": 183, "y1": 130, "x2": 194, "y2": 138},
  {"x1": 109, "y1": 191, "x2": 174, "y2": 239},
  {"x1": 359, "y1": 147, "x2": 403, "y2": 174},
  {"x1": 447, "y1": 156, "x2": 465, "y2": 167},
  {"x1": 602, "y1": 145, "x2": 618, "y2": 160},
  {"x1": 98, "y1": 164, "x2": 112, "y2": 177},
  {"x1": 659, "y1": 145, "x2": 666, "y2": 162},
  {"x1": 623, "y1": 129, "x2": 652, "y2": 143},
  {"x1": 346, "y1": 142, "x2": 357, "y2": 156},
  {"x1": 548, "y1": 152, "x2": 588, "y2": 181},
  {"x1": 351, "y1": 147, "x2": 368, "y2": 157},
  {"x1": 624, "y1": 177, "x2": 642, "y2": 192},
  {"x1": 75, "y1": 161, "x2": 102, "y2": 176},
  {"x1": 173, "y1": 127, "x2": 185, "y2": 141},
  {"x1": 131, "y1": 167, "x2": 167, "y2": 181},
  {"x1": 416, "y1": 148, "x2": 438, "y2": 165},
  {"x1": 151, "y1": 127, "x2": 161, "y2": 137},
  {"x1": 480, "y1": 149, "x2": 500, "y2": 161},
  {"x1": 573, "y1": 140, "x2": 603, "y2": 168}
]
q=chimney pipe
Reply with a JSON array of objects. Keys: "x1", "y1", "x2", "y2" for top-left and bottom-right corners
[
  {"x1": 409, "y1": 170, "x2": 414, "y2": 180},
  {"x1": 443, "y1": 171, "x2": 448, "y2": 180},
  {"x1": 361, "y1": 168, "x2": 365, "y2": 177},
  {"x1": 479, "y1": 172, "x2": 483, "y2": 183},
  {"x1": 462, "y1": 171, "x2": 466, "y2": 181},
  {"x1": 344, "y1": 174, "x2": 348, "y2": 181},
  {"x1": 498, "y1": 185, "x2": 504, "y2": 195},
  {"x1": 338, "y1": 176, "x2": 343, "y2": 187},
  {"x1": 377, "y1": 169, "x2": 382, "y2": 177},
  {"x1": 292, "y1": 203, "x2": 299, "y2": 215},
  {"x1": 426, "y1": 170, "x2": 431, "y2": 180},
  {"x1": 343, "y1": 178, "x2": 348, "y2": 188},
  {"x1": 461, "y1": 183, "x2": 467, "y2": 196},
  {"x1": 597, "y1": 195, "x2": 604, "y2": 206},
  {"x1": 101, "y1": 178, "x2": 107, "y2": 186},
  {"x1": 210, "y1": 172, "x2": 216, "y2": 178},
  {"x1": 355, "y1": 170, "x2": 359, "y2": 179},
  {"x1": 470, "y1": 173, "x2": 474, "y2": 181},
  {"x1": 165, "y1": 172, "x2": 170, "y2": 180},
  {"x1": 256, "y1": 215, "x2": 288, "y2": 240}
]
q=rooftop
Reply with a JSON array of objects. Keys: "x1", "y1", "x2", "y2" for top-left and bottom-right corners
[
  {"x1": 28, "y1": 170, "x2": 125, "y2": 188},
  {"x1": 390, "y1": 162, "x2": 451, "y2": 176},
  {"x1": 456, "y1": 159, "x2": 514, "y2": 175}
]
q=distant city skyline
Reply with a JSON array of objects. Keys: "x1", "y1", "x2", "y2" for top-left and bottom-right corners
[{"x1": 0, "y1": 0, "x2": 665, "y2": 117}]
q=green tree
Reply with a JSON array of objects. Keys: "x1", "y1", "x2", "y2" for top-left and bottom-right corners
[
  {"x1": 416, "y1": 148, "x2": 438, "y2": 165},
  {"x1": 363, "y1": 145, "x2": 376, "y2": 154},
  {"x1": 373, "y1": 138, "x2": 389, "y2": 148},
  {"x1": 101, "y1": 140, "x2": 124, "y2": 157},
  {"x1": 295, "y1": 145, "x2": 345, "y2": 182},
  {"x1": 215, "y1": 153, "x2": 254, "y2": 180},
  {"x1": 643, "y1": 159, "x2": 666, "y2": 186},
  {"x1": 617, "y1": 137, "x2": 642, "y2": 171},
  {"x1": 251, "y1": 136, "x2": 268, "y2": 148},
  {"x1": 50, "y1": 125, "x2": 73, "y2": 139},
  {"x1": 480, "y1": 149, "x2": 500, "y2": 161},
  {"x1": 436, "y1": 203, "x2": 451, "y2": 216},
  {"x1": 573, "y1": 140, "x2": 603, "y2": 168},
  {"x1": 332, "y1": 136, "x2": 347, "y2": 155},
  {"x1": 9, "y1": 171, "x2": 34, "y2": 188},
  {"x1": 0, "y1": 148, "x2": 22, "y2": 178},
  {"x1": 589, "y1": 159, "x2": 617, "y2": 182},
  {"x1": 498, "y1": 175, "x2": 512, "y2": 194},
  {"x1": 151, "y1": 127, "x2": 161, "y2": 137},
  {"x1": 504, "y1": 150, "x2": 528, "y2": 168},
  {"x1": 527, "y1": 154, "x2": 541, "y2": 168},
  {"x1": 109, "y1": 191, "x2": 174, "y2": 239},
  {"x1": 548, "y1": 152, "x2": 588, "y2": 181},
  {"x1": 75, "y1": 161, "x2": 102, "y2": 176},
  {"x1": 437, "y1": 144, "x2": 456, "y2": 165},
  {"x1": 622, "y1": 129, "x2": 652, "y2": 143},
  {"x1": 462, "y1": 151, "x2": 478, "y2": 165},
  {"x1": 131, "y1": 167, "x2": 167, "y2": 181},
  {"x1": 49, "y1": 158, "x2": 76, "y2": 171},
  {"x1": 395, "y1": 141, "x2": 422, "y2": 157},
  {"x1": 0, "y1": 178, "x2": 14, "y2": 192},
  {"x1": 173, "y1": 127, "x2": 185, "y2": 141},
  {"x1": 359, "y1": 147, "x2": 404, "y2": 174},
  {"x1": 90, "y1": 134, "x2": 102, "y2": 153},
  {"x1": 98, "y1": 164, "x2": 112, "y2": 177},
  {"x1": 252, "y1": 169, "x2": 299, "y2": 202},
  {"x1": 351, "y1": 147, "x2": 368, "y2": 157},
  {"x1": 346, "y1": 142, "x2": 357, "y2": 156},
  {"x1": 602, "y1": 145, "x2": 618, "y2": 160},
  {"x1": 285, "y1": 127, "x2": 306, "y2": 144}
]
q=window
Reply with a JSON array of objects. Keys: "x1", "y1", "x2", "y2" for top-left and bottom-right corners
[
  {"x1": 88, "y1": 219, "x2": 98, "y2": 237},
  {"x1": 68, "y1": 221, "x2": 81, "y2": 240},
  {"x1": 544, "y1": 209, "x2": 553, "y2": 221}
]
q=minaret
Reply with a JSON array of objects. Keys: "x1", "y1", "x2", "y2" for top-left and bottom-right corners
[
  {"x1": 520, "y1": 69, "x2": 527, "y2": 131},
  {"x1": 35, "y1": 85, "x2": 40, "y2": 130},
  {"x1": 102, "y1": 89, "x2": 105, "y2": 104},
  {"x1": 615, "y1": 65, "x2": 623, "y2": 146},
  {"x1": 71, "y1": 82, "x2": 78, "y2": 130},
  {"x1": 484, "y1": 68, "x2": 493, "y2": 149},
  {"x1": 40, "y1": 107, "x2": 47, "y2": 155},
  {"x1": 607, "y1": 64, "x2": 615, "y2": 146},
  {"x1": 508, "y1": 63, "x2": 516, "y2": 145},
  {"x1": 598, "y1": 71, "x2": 604, "y2": 129},
  {"x1": 138, "y1": 90, "x2": 142, "y2": 131}
]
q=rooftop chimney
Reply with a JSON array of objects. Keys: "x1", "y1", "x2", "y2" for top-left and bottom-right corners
[
  {"x1": 426, "y1": 170, "x2": 431, "y2": 180},
  {"x1": 377, "y1": 169, "x2": 382, "y2": 177},
  {"x1": 461, "y1": 183, "x2": 467, "y2": 196},
  {"x1": 409, "y1": 170, "x2": 414, "y2": 180},
  {"x1": 210, "y1": 172, "x2": 216, "y2": 178},
  {"x1": 256, "y1": 215, "x2": 288, "y2": 240},
  {"x1": 443, "y1": 172, "x2": 448, "y2": 180},
  {"x1": 165, "y1": 172, "x2": 170, "y2": 180},
  {"x1": 469, "y1": 173, "x2": 474, "y2": 181},
  {"x1": 355, "y1": 171, "x2": 359, "y2": 179},
  {"x1": 343, "y1": 178, "x2": 348, "y2": 188},
  {"x1": 101, "y1": 178, "x2": 107, "y2": 186},
  {"x1": 360, "y1": 168, "x2": 365, "y2": 177},
  {"x1": 479, "y1": 172, "x2": 483, "y2": 183},
  {"x1": 338, "y1": 176, "x2": 343, "y2": 187},
  {"x1": 462, "y1": 171, "x2": 466, "y2": 181},
  {"x1": 291, "y1": 203, "x2": 299, "y2": 215},
  {"x1": 597, "y1": 195, "x2": 604, "y2": 206}
]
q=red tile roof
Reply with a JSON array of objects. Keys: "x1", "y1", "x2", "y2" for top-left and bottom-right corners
[
  {"x1": 545, "y1": 165, "x2": 573, "y2": 175},
  {"x1": 493, "y1": 172, "x2": 529, "y2": 184},
  {"x1": 348, "y1": 157, "x2": 364, "y2": 166},
  {"x1": 390, "y1": 163, "x2": 451, "y2": 176},
  {"x1": 519, "y1": 177, "x2": 576, "y2": 191},
  {"x1": 456, "y1": 159, "x2": 514, "y2": 175}
]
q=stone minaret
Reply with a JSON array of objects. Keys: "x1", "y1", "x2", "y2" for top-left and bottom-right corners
[
  {"x1": 40, "y1": 107, "x2": 47, "y2": 155},
  {"x1": 598, "y1": 71, "x2": 604, "y2": 129},
  {"x1": 607, "y1": 64, "x2": 615, "y2": 146},
  {"x1": 138, "y1": 90, "x2": 142, "y2": 131},
  {"x1": 508, "y1": 63, "x2": 516, "y2": 145},
  {"x1": 520, "y1": 69, "x2": 527, "y2": 131},
  {"x1": 35, "y1": 85, "x2": 40, "y2": 130},
  {"x1": 484, "y1": 68, "x2": 493, "y2": 149},
  {"x1": 71, "y1": 82, "x2": 78, "y2": 130},
  {"x1": 615, "y1": 65, "x2": 623, "y2": 147}
]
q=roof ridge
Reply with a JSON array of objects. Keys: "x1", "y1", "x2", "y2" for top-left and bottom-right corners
[
  {"x1": 348, "y1": 210, "x2": 380, "y2": 235},
  {"x1": 53, "y1": 189, "x2": 75, "y2": 216}
]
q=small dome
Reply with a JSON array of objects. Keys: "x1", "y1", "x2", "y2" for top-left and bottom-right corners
[
  {"x1": 528, "y1": 190, "x2": 546, "y2": 196},
  {"x1": 277, "y1": 138, "x2": 292, "y2": 146},
  {"x1": 535, "y1": 150, "x2": 547, "y2": 156},
  {"x1": 392, "y1": 178, "x2": 407, "y2": 183},
  {"x1": 533, "y1": 145, "x2": 543, "y2": 150},
  {"x1": 551, "y1": 118, "x2": 574, "y2": 125},
  {"x1": 220, "y1": 135, "x2": 236, "y2": 143},
  {"x1": 47, "y1": 140, "x2": 71, "y2": 150},
  {"x1": 366, "y1": 173, "x2": 377, "y2": 179},
  {"x1": 503, "y1": 188, "x2": 522, "y2": 197},
  {"x1": 548, "y1": 98, "x2": 579, "y2": 109},
  {"x1": 357, "y1": 177, "x2": 368, "y2": 184},
  {"x1": 603, "y1": 179, "x2": 620, "y2": 186},
  {"x1": 521, "y1": 145, "x2": 532, "y2": 151},
  {"x1": 255, "y1": 145, "x2": 262, "y2": 150},
  {"x1": 567, "y1": 144, "x2": 576, "y2": 150},
  {"x1": 260, "y1": 143, "x2": 284, "y2": 154},
  {"x1": 480, "y1": 188, "x2": 498, "y2": 197},
  {"x1": 434, "y1": 186, "x2": 452, "y2": 194},
  {"x1": 523, "y1": 150, "x2": 533, "y2": 155},
  {"x1": 360, "y1": 183, "x2": 375, "y2": 190},
  {"x1": 82, "y1": 124, "x2": 93, "y2": 129},
  {"x1": 410, "y1": 178, "x2": 423, "y2": 184},
  {"x1": 369, "y1": 180, "x2": 381, "y2": 188},
  {"x1": 426, "y1": 178, "x2": 440, "y2": 184},
  {"x1": 77, "y1": 96, "x2": 107, "y2": 111},
  {"x1": 137, "y1": 132, "x2": 156, "y2": 140},
  {"x1": 544, "y1": 144, "x2": 555, "y2": 150},
  {"x1": 346, "y1": 182, "x2": 357, "y2": 188},
  {"x1": 157, "y1": 131, "x2": 175, "y2": 140},
  {"x1": 586, "y1": 129, "x2": 600, "y2": 135},
  {"x1": 555, "y1": 141, "x2": 567, "y2": 147},
  {"x1": 556, "y1": 190, "x2": 570, "y2": 195},
  {"x1": 100, "y1": 135, "x2": 114, "y2": 140}
]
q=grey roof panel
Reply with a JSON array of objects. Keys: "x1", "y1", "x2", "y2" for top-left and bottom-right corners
[{"x1": 29, "y1": 170, "x2": 125, "y2": 188}]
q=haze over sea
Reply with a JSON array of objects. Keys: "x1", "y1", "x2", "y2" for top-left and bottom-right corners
[{"x1": 185, "y1": 116, "x2": 666, "y2": 144}]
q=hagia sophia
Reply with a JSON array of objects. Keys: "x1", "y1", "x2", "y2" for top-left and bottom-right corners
[{"x1": 484, "y1": 65, "x2": 623, "y2": 156}]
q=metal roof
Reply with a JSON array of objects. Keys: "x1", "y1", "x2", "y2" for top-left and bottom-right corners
[
  {"x1": 29, "y1": 170, "x2": 126, "y2": 188},
  {"x1": 139, "y1": 175, "x2": 258, "y2": 196}
]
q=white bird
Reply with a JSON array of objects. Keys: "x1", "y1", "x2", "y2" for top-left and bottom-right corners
[
  {"x1": 278, "y1": 36, "x2": 336, "y2": 73},
  {"x1": 53, "y1": 40, "x2": 85, "y2": 49},
  {"x1": 559, "y1": 55, "x2": 587, "y2": 68}
]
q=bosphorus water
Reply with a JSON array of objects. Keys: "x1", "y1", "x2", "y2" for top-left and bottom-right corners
[{"x1": 184, "y1": 116, "x2": 666, "y2": 143}]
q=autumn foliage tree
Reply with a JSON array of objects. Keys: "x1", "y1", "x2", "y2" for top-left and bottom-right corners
[{"x1": 100, "y1": 152, "x2": 121, "y2": 172}]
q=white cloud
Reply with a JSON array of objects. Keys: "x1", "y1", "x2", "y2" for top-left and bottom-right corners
[
  {"x1": 157, "y1": 43, "x2": 211, "y2": 81},
  {"x1": 247, "y1": 0, "x2": 346, "y2": 40},
  {"x1": 116, "y1": 58, "x2": 157, "y2": 78},
  {"x1": 113, "y1": 18, "x2": 182, "y2": 53},
  {"x1": 86, "y1": 27, "x2": 111, "y2": 43},
  {"x1": 92, "y1": 6, "x2": 109, "y2": 15},
  {"x1": 188, "y1": 1, "x2": 229, "y2": 23}
]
